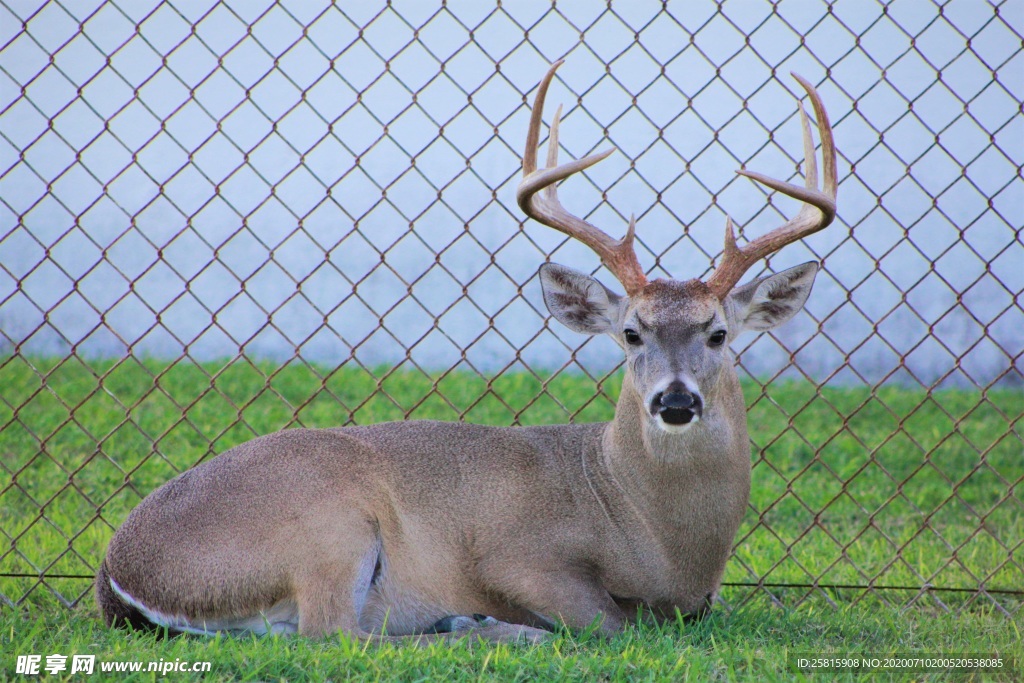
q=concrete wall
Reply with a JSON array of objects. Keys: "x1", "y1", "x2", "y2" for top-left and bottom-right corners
[{"x1": 1, "y1": 0, "x2": 1021, "y2": 386}]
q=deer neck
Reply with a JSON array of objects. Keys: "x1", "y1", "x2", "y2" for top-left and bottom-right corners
[
  {"x1": 591, "y1": 366, "x2": 751, "y2": 592},
  {"x1": 600, "y1": 366, "x2": 749, "y2": 508}
]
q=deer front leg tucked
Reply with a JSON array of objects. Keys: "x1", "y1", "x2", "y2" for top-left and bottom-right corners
[{"x1": 508, "y1": 569, "x2": 628, "y2": 637}]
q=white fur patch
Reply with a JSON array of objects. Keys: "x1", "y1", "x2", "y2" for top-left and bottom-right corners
[
  {"x1": 654, "y1": 413, "x2": 700, "y2": 434},
  {"x1": 353, "y1": 537, "x2": 383, "y2": 621},
  {"x1": 109, "y1": 576, "x2": 298, "y2": 636}
]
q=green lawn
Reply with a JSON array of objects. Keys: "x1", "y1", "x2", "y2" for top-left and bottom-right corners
[
  {"x1": 1, "y1": 355, "x2": 1021, "y2": 681},
  {"x1": 3, "y1": 600, "x2": 1020, "y2": 681}
]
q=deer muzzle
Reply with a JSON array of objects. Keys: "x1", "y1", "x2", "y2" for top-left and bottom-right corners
[{"x1": 650, "y1": 387, "x2": 703, "y2": 426}]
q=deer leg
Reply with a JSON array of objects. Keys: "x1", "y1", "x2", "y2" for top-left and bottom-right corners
[
  {"x1": 510, "y1": 570, "x2": 628, "y2": 637},
  {"x1": 410, "y1": 614, "x2": 551, "y2": 644},
  {"x1": 292, "y1": 540, "x2": 550, "y2": 645},
  {"x1": 370, "y1": 622, "x2": 551, "y2": 646},
  {"x1": 297, "y1": 590, "x2": 549, "y2": 646}
]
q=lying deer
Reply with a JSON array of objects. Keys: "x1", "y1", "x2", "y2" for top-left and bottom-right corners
[{"x1": 97, "y1": 61, "x2": 836, "y2": 644}]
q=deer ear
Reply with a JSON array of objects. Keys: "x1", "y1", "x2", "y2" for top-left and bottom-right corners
[
  {"x1": 539, "y1": 263, "x2": 622, "y2": 335},
  {"x1": 729, "y1": 261, "x2": 818, "y2": 333}
]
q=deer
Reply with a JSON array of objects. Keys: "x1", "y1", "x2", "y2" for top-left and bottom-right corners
[{"x1": 96, "y1": 61, "x2": 836, "y2": 645}]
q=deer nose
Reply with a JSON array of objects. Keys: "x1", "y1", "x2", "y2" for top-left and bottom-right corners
[
  {"x1": 660, "y1": 392, "x2": 695, "y2": 409},
  {"x1": 650, "y1": 384, "x2": 703, "y2": 426}
]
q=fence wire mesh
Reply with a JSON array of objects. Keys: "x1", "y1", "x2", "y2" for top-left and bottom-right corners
[{"x1": 1, "y1": 1, "x2": 1021, "y2": 615}]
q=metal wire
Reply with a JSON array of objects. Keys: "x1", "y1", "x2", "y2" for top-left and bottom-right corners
[{"x1": 0, "y1": 1, "x2": 1020, "y2": 614}]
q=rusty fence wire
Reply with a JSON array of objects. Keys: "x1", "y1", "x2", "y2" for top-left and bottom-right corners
[{"x1": 0, "y1": 1, "x2": 1021, "y2": 615}]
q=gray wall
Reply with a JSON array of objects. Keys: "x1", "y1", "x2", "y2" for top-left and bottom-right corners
[{"x1": 1, "y1": 0, "x2": 1021, "y2": 386}]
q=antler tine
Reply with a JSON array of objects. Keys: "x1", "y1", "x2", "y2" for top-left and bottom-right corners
[
  {"x1": 706, "y1": 73, "x2": 838, "y2": 299},
  {"x1": 517, "y1": 61, "x2": 648, "y2": 296}
]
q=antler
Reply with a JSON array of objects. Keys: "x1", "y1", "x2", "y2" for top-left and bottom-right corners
[
  {"x1": 517, "y1": 60, "x2": 648, "y2": 296},
  {"x1": 705, "y1": 73, "x2": 837, "y2": 299}
]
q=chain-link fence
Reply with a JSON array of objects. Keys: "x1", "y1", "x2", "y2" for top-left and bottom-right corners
[{"x1": 1, "y1": 1, "x2": 1021, "y2": 615}]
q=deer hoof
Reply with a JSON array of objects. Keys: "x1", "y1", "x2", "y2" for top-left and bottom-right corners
[
  {"x1": 427, "y1": 615, "x2": 550, "y2": 643},
  {"x1": 425, "y1": 615, "x2": 479, "y2": 633},
  {"x1": 471, "y1": 621, "x2": 553, "y2": 644}
]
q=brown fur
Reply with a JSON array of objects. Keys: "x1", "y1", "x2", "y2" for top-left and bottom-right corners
[{"x1": 98, "y1": 264, "x2": 816, "y2": 644}]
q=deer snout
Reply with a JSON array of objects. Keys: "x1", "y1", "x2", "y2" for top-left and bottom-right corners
[{"x1": 650, "y1": 383, "x2": 703, "y2": 428}]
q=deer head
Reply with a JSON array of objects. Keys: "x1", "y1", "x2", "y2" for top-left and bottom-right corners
[{"x1": 519, "y1": 61, "x2": 837, "y2": 435}]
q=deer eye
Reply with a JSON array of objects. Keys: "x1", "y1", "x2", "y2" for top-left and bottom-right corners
[
  {"x1": 623, "y1": 329, "x2": 642, "y2": 346},
  {"x1": 709, "y1": 330, "x2": 727, "y2": 347}
]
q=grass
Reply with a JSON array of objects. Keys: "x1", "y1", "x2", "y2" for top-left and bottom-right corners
[
  {"x1": 2, "y1": 601, "x2": 1021, "y2": 681},
  {"x1": 1, "y1": 354, "x2": 1021, "y2": 681}
]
